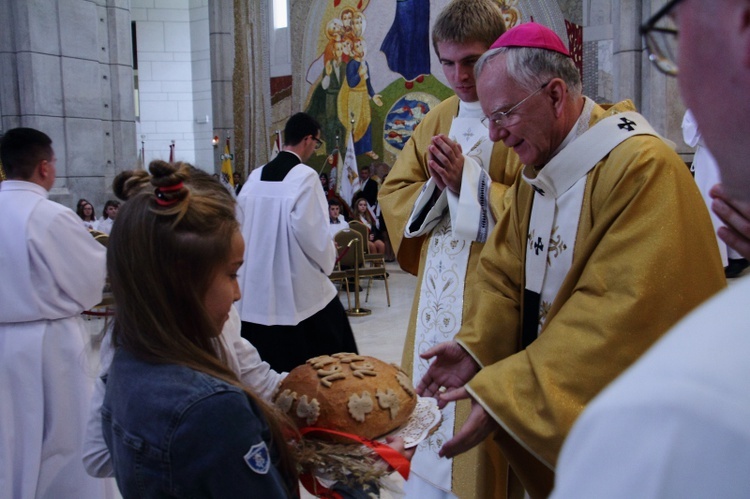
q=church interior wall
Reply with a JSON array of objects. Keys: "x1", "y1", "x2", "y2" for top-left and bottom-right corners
[
  {"x1": 286, "y1": 0, "x2": 581, "y2": 178},
  {"x1": 0, "y1": 0, "x2": 136, "y2": 212},
  {"x1": 1, "y1": 0, "x2": 695, "y2": 202},
  {"x1": 132, "y1": 0, "x2": 214, "y2": 174},
  {"x1": 279, "y1": 0, "x2": 692, "y2": 178}
]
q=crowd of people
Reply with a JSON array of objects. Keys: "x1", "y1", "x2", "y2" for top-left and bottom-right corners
[
  {"x1": 1, "y1": 0, "x2": 749, "y2": 497},
  {"x1": 75, "y1": 198, "x2": 120, "y2": 235},
  {"x1": 322, "y1": 161, "x2": 396, "y2": 262}
]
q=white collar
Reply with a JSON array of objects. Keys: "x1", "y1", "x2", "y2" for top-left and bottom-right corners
[
  {"x1": 550, "y1": 97, "x2": 596, "y2": 160},
  {"x1": 0, "y1": 179, "x2": 50, "y2": 198},
  {"x1": 457, "y1": 99, "x2": 484, "y2": 119}
]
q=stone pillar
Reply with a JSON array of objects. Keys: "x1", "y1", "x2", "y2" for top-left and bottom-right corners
[
  {"x1": 638, "y1": 0, "x2": 689, "y2": 159},
  {"x1": 209, "y1": 0, "x2": 234, "y2": 174},
  {"x1": 0, "y1": 0, "x2": 136, "y2": 210},
  {"x1": 102, "y1": 0, "x2": 137, "y2": 201},
  {"x1": 612, "y1": 0, "x2": 642, "y2": 108},
  {"x1": 289, "y1": 0, "x2": 307, "y2": 115},
  {"x1": 582, "y1": 0, "x2": 614, "y2": 103}
]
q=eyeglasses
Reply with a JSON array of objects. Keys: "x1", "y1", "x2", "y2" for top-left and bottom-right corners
[
  {"x1": 640, "y1": 0, "x2": 684, "y2": 76},
  {"x1": 313, "y1": 137, "x2": 323, "y2": 150},
  {"x1": 481, "y1": 81, "x2": 551, "y2": 128}
]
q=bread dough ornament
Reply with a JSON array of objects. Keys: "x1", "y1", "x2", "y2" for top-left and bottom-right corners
[
  {"x1": 348, "y1": 391, "x2": 374, "y2": 422},
  {"x1": 275, "y1": 353, "x2": 418, "y2": 439},
  {"x1": 296, "y1": 395, "x2": 321, "y2": 425},
  {"x1": 375, "y1": 388, "x2": 400, "y2": 420},
  {"x1": 275, "y1": 389, "x2": 297, "y2": 414}
]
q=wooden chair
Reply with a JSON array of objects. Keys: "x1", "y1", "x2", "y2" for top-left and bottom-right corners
[
  {"x1": 345, "y1": 227, "x2": 390, "y2": 308},
  {"x1": 348, "y1": 220, "x2": 389, "y2": 303},
  {"x1": 330, "y1": 229, "x2": 390, "y2": 314},
  {"x1": 329, "y1": 231, "x2": 356, "y2": 310},
  {"x1": 83, "y1": 228, "x2": 114, "y2": 346},
  {"x1": 348, "y1": 220, "x2": 386, "y2": 266}
]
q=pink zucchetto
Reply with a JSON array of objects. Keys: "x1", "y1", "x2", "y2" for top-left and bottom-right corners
[{"x1": 490, "y1": 22, "x2": 570, "y2": 57}]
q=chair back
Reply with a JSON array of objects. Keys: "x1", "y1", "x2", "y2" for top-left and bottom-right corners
[
  {"x1": 88, "y1": 228, "x2": 109, "y2": 247},
  {"x1": 333, "y1": 229, "x2": 362, "y2": 268},
  {"x1": 348, "y1": 220, "x2": 370, "y2": 254}
]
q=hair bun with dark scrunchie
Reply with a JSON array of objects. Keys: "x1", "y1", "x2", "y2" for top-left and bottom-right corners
[
  {"x1": 149, "y1": 160, "x2": 190, "y2": 208},
  {"x1": 113, "y1": 169, "x2": 151, "y2": 201}
]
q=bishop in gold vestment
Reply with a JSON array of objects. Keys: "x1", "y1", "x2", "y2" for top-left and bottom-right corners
[
  {"x1": 422, "y1": 24, "x2": 727, "y2": 498},
  {"x1": 457, "y1": 99, "x2": 726, "y2": 496}
]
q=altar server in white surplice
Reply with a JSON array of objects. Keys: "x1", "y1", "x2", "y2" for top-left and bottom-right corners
[
  {"x1": 236, "y1": 113, "x2": 358, "y2": 374},
  {"x1": 0, "y1": 128, "x2": 107, "y2": 499}
]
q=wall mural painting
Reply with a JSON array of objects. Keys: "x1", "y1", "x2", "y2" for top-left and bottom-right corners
[
  {"x1": 500, "y1": 0, "x2": 522, "y2": 28},
  {"x1": 382, "y1": 92, "x2": 441, "y2": 157},
  {"x1": 302, "y1": 0, "x2": 573, "y2": 175},
  {"x1": 380, "y1": 0, "x2": 431, "y2": 87}
]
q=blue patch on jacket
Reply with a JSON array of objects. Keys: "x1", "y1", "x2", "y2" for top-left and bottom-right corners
[{"x1": 244, "y1": 441, "x2": 270, "y2": 474}]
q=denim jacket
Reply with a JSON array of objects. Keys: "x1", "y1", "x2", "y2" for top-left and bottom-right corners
[{"x1": 102, "y1": 348, "x2": 297, "y2": 498}]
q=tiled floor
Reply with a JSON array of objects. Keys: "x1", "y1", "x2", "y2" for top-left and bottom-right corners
[{"x1": 340, "y1": 261, "x2": 416, "y2": 364}]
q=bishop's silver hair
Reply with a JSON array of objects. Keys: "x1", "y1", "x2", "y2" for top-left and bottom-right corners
[{"x1": 475, "y1": 46, "x2": 582, "y2": 97}]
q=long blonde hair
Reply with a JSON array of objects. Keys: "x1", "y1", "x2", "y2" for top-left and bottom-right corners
[
  {"x1": 109, "y1": 161, "x2": 298, "y2": 489},
  {"x1": 355, "y1": 196, "x2": 377, "y2": 228}
]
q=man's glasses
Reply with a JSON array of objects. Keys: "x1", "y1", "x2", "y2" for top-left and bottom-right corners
[
  {"x1": 313, "y1": 137, "x2": 323, "y2": 150},
  {"x1": 640, "y1": 0, "x2": 684, "y2": 76},
  {"x1": 481, "y1": 81, "x2": 550, "y2": 128}
]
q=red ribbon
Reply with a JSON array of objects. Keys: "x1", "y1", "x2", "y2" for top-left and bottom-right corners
[
  {"x1": 157, "y1": 181, "x2": 184, "y2": 192},
  {"x1": 298, "y1": 427, "x2": 411, "y2": 498},
  {"x1": 333, "y1": 245, "x2": 351, "y2": 265},
  {"x1": 154, "y1": 181, "x2": 184, "y2": 206}
]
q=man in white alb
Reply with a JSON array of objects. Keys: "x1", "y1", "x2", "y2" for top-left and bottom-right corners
[{"x1": 0, "y1": 127, "x2": 107, "y2": 499}]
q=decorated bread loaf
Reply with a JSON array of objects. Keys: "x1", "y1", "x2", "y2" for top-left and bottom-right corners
[{"x1": 275, "y1": 353, "x2": 417, "y2": 440}]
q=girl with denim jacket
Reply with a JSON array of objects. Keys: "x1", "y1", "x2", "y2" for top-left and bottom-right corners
[
  {"x1": 101, "y1": 163, "x2": 409, "y2": 497},
  {"x1": 102, "y1": 162, "x2": 300, "y2": 497}
]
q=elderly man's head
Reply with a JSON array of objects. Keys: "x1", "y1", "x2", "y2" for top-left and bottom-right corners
[
  {"x1": 475, "y1": 24, "x2": 581, "y2": 167},
  {"x1": 670, "y1": 1, "x2": 739, "y2": 137},
  {"x1": 678, "y1": 0, "x2": 749, "y2": 200},
  {"x1": 641, "y1": 0, "x2": 750, "y2": 200}
]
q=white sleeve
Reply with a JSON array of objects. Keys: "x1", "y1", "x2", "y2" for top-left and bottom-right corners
[
  {"x1": 552, "y1": 401, "x2": 750, "y2": 498},
  {"x1": 82, "y1": 328, "x2": 115, "y2": 477},
  {"x1": 404, "y1": 177, "x2": 448, "y2": 237},
  {"x1": 681, "y1": 109, "x2": 700, "y2": 147},
  {"x1": 29, "y1": 208, "x2": 106, "y2": 312},
  {"x1": 222, "y1": 306, "x2": 286, "y2": 401},
  {"x1": 446, "y1": 155, "x2": 494, "y2": 242},
  {"x1": 290, "y1": 174, "x2": 337, "y2": 275}
]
